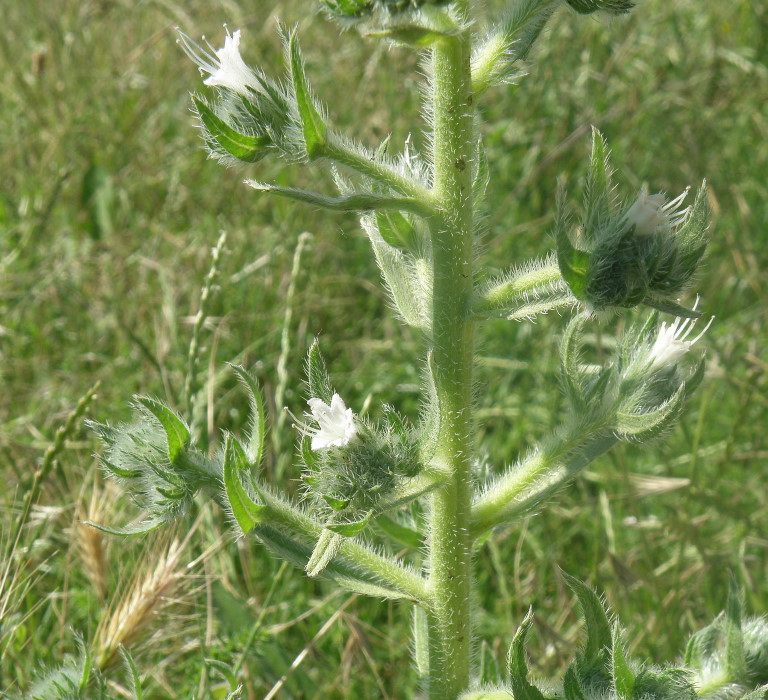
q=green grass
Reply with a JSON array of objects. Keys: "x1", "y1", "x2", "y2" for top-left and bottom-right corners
[{"x1": 1, "y1": 0, "x2": 767, "y2": 696}]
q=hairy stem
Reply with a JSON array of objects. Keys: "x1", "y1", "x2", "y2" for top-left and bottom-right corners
[{"x1": 425, "y1": 11, "x2": 477, "y2": 697}]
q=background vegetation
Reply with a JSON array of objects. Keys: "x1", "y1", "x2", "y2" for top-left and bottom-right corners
[{"x1": 1, "y1": 0, "x2": 766, "y2": 696}]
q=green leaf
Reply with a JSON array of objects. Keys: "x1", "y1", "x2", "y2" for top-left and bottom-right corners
[
  {"x1": 642, "y1": 295, "x2": 702, "y2": 319},
  {"x1": 81, "y1": 517, "x2": 166, "y2": 537},
  {"x1": 326, "y1": 511, "x2": 373, "y2": 537},
  {"x1": 563, "y1": 666, "x2": 587, "y2": 700},
  {"x1": 301, "y1": 434, "x2": 319, "y2": 471},
  {"x1": 740, "y1": 685, "x2": 768, "y2": 700},
  {"x1": 246, "y1": 180, "x2": 432, "y2": 216},
  {"x1": 288, "y1": 30, "x2": 327, "y2": 159},
  {"x1": 306, "y1": 340, "x2": 334, "y2": 404},
  {"x1": 726, "y1": 578, "x2": 747, "y2": 681},
  {"x1": 376, "y1": 210, "x2": 415, "y2": 249},
  {"x1": 223, "y1": 434, "x2": 267, "y2": 535},
  {"x1": 119, "y1": 647, "x2": 143, "y2": 700},
  {"x1": 507, "y1": 608, "x2": 547, "y2": 700},
  {"x1": 473, "y1": 138, "x2": 490, "y2": 206},
  {"x1": 615, "y1": 384, "x2": 685, "y2": 441},
  {"x1": 683, "y1": 356, "x2": 707, "y2": 398},
  {"x1": 193, "y1": 96, "x2": 270, "y2": 163},
  {"x1": 413, "y1": 605, "x2": 430, "y2": 679},
  {"x1": 684, "y1": 616, "x2": 722, "y2": 670},
  {"x1": 376, "y1": 513, "x2": 423, "y2": 550},
  {"x1": 471, "y1": 0, "x2": 555, "y2": 93},
  {"x1": 364, "y1": 220, "x2": 431, "y2": 330},
  {"x1": 367, "y1": 24, "x2": 454, "y2": 47},
  {"x1": 205, "y1": 658, "x2": 239, "y2": 692},
  {"x1": 560, "y1": 313, "x2": 589, "y2": 408},
  {"x1": 566, "y1": 0, "x2": 635, "y2": 15},
  {"x1": 230, "y1": 364, "x2": 266, "y2": 467},
  {"x1": 376, "y1": 474, "x2": 443, "y2": 513},
  {"x1": 555, "y1": 184, "x2": 589, "y2": 300},
  {"x1": 612, "y1": 623, "x2": 635, "y2": 699},
  {"x1": 564, "y1": 574, "x2": 613, "y2": 677},
  {"x1": 583, "y1": 127, "x2": 614, "y2": 240},
  {"x1": 478, "y1": 639, "x2": 502, "y2": 686},
  {"x1": 321, "y1": 493, "x2": 351, "y2": 511},
  {"x1": 100, "y1": 457, "x2": 142, "y2": 479},
  {"x1": 137, "y1": 397, "x2": 189, "y2": 463}
]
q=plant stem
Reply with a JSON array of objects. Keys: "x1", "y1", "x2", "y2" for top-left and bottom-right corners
[{"x1": 426, "y1": 12, "x2": 476, "y2": 697}]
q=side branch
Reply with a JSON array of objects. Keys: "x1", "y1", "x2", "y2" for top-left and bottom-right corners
[
  {"x1": 258, "y1": 487, "x2": 432, "y2": 605},
  {"x1": 470, "y1": 428, "x2": 617, "y2": 538}
]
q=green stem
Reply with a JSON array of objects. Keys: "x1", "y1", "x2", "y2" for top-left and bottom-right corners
[
  {"x1": 426, "y1": 16, "x2": 476, "y2": 698},
  {"x1": 478, "y1": 263, "x2": 563, "y2": 309},
  {"x1": 325, "y1": 137, "x2": 434, "y2": 203}
]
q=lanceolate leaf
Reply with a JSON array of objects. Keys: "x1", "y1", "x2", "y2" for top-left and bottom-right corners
[
  {"x1": 566, "y1": 0, "x2": 635, "y2": 15},
  {"x1": 288, "y1": 30, "x2": 327, "y2": 159},
  {"x1": 322, "y1": 493, "x2": 351, "y2": 511},
  {"x1": 137, "y1": 397, "x2": 189, "y2": 463},
  {"x1": 223, "y1": 433, "x2": 267, "y2": 535},
  {"x1": 563, "y1": 666, "x2": 588, "y2": 700},
  {"x1": 326, "y1": 511, "x2": 372, "y2": 537},
  {"x1": 612, "y1": 623, "x2": 635, "y2": 699},
  {"x1": 725, "y1": 578, "x2": 747, "y2": 681},
  {"x1": 230, "y1": 364, "x2": 266, "y2": 467},
  {"x1": 81, "y1": 517, "x2": 167, "y2": 537},
  {"x1": 741, "y1": 686, "x2": 768, "y2": 700},
  {"x1": 246, "y1": 181, "x2": 432, "y2": 217},
  {"x1": 193, "y1": 96, "x2": 270, "y2": 162},
  {"x1": 564, "y1": 574, "x2": 613, "y2": 677},
  {"x1": 376, "y1": 210, "x2": 415, "y2": 249},
  {"x1": 376, "y1": 513, "x2": 423, "y2": 550},
  {"x1": 307, "y1": 340, "x2": 334, "y2": 404},
  {"x1": 615, "y1": 383, "x2": 685, "y2": 440},
  {"x1": 507, "y1": 608, "x2": 547, "y2": 700},
  {"x1": 555, "y1": 184, "x2": 589, "y2": 300}
]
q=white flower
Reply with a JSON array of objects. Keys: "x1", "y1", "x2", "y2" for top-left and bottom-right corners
[
  {"x1": 177, "y1": 28, "x2": 259, "y2": 96},
  {"x1": 305, "y1": 394, "x2": 358, "y2": 450},
  {"x1": 648, "y1": 301, "x2": 713, "y2": 371},
  {"x1": 624, "y1": 186, "x2": 690, "y2": 236}
]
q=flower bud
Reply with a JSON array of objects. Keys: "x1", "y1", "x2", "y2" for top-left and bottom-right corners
[{"x1": 555, "y1": 130, "x2": 709, "y2": 316}]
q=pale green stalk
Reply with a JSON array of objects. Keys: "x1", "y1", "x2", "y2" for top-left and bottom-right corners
[{"x1": 425, "y1": 6, "x2": 477, "y2": 694}]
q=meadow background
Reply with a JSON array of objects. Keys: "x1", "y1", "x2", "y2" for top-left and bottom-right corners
[{"x1": 1, "y1": 0, "x2": 767, "y2": 697}]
